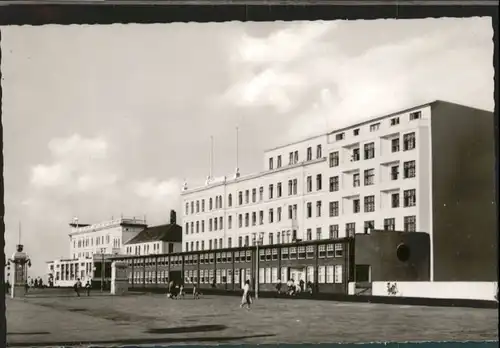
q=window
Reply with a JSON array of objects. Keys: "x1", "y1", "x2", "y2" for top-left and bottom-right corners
[
  {"x1": 353, "y1": 128, "x2": 360, "y2": 136},
  {"x1": 269, "y1": 184, "x2": 274, "y2": 199},
  {"x1": 404, "y1": 215, "x2": 416, "y2": 232},
  {"x1": 277, "y1": 155, "x2": 282, "y2": 168},
  {"x1": 228, "y1": 237, "x2": 232, "y2": 248},
  {"x1": 196, "y1": 200, "x2": 200, "y2": 213},
  {"x1": 392, "y1": 193, "x2": 400, "y2": 208},
  {"x1": 384, "y1": 218, "x2": 395, "y2": 231},
  {"x1": 316, "y1": 201, "x2": 322, "y2": 217},
  {"x1": 228, "y1": 216, "x2": 232, "y2": 229},
  {"x1": 196, "y1": 221, "x2": 200, "y2": 233},
  {"x1": 364, "y1": 220, "x2": 374, "y2": 233},
  {"x1": 209, "y1": 240, "x2": 213, "y2": 250},
  {"x1": 307, "y1": 147, "x2": 312, "y2": 161},
  {"x1": 306, "y1": 229, "x2": 312, "y2": 241},
  {"x1": 185, "y1": 202, "x2": 189, "y2": 215},
  {"x1": 326, "y1": 266, "x2": 334, "y2": 283},
  {"x1": 277, "y1": 207, "x2": 282, "y2": 222},
  {"x1": 334, "y1": 265, "x2": 343, "y2": 283},
  {"x1": 209, "y1": 198, "x2": 213, "y2": 210},
  {"x1": 259, "y1": 187, "x2": 264, "y2": 201},
  {"x1": 228, "y1": 194, "x2": 232, "y2": 207},
  {"x1": 391, "y1": 165, "x2": 399, "y2": 180},
  {"x1": 269, "y1": 209, "x2": 274, "y2": 223},
  {"x1": 364, "y1": 196, "x2": 375, "y2": 212},
  {"x1": 329, "y1": 201, "x2": 339, "y2": 217},
  {"x1": 185, "y1": 223, "x2": 189, "y2": 235},
  {"x1": 335, "y1": 133, "x2": 344, "y2": 141},
  {"x1": 202, "y1": 220, "x2": 205, "y2": 232},
  {"x1": 318, "y1": 266, "x2": 326, "y2": 283},
  {"x1": 353, "y1": 199, "x2": 360, "y2": 213},
  {"x1": 369, "y1": 123, "x2": 380, "y2": 132},
  {"x1": 316, "y1": 145, "x2": 322, "y2": 159},
  {"x1": 355, "y1": 265, "x2": 371, "y2": 282},
  {"x1": 316, "y1": 227, "x2": 322, "y2": 240},
  {"x1": 190, "y1": 222, "x2": 194, "y2": 234},
  {"x1": 353, "y1": 173, "x2": 360, "y2": 187},
  {"x1": 238, "y1": 192, "x2": 243, "y2": 205},
  {"x1": 329, "y1": 176, "x2": 339, "y2": 192},
  {"x1": 288, "y1": 180, "x2": 293, "y2": 195},
  {"x1": 244, "y1": 236, "x2": 249, "y2": 247},
  {"x1": 269, "y1": 157, "x2": 274, "y2": 170},
  {"x1": 364, "y1": 169, "x2": 375, "y2": 186},
  {"x1": 294, "y1": 151, "x2": 299, "y2": 164},
  {"x1": 245, "y1": 213, "x2": 249, "y2": 227},
  {"x1": 404, "y1": 161, "x2": 416, "y2": 178},
  {"x1": 289, "y1": 152, "x2": 293, "y2": 165},
  {"x1": 392, "y1": 138, "x2": 400, "y2": 152},
  {"x1": 288, "y1": 205, "x2": 293, "y2": 219},
  {"x1": 238, "y1": 214, "x2": 242, "y2": 228},
  {"x1": 329, "y1": 152, "x2": 339, "y2": 167},
  {"x1": 269, "y1": 233, "x2": 274, "y2": 245},
  {"x1": 403, "y1": 189, "x2": 416, "y2": 207},
  {"x1": 191, "y1": 202, "x2": 194, "y2": 214},
  {"x1": 306, "y1": 202, "x2": 312, "y2": 218},
  {"x1": 329, "y1": 225, "x2": 339, "y2": 239},
  {"x1": 252, "y1": 212, "x2": 256, "y2": 226},
  {"x1": 352, "y1": 148, "x2": 360, "y2": 162},
  {"x1": 306, "y1": 176, "x2": 312, "y2": 192},
  {"x1": 252, "y1": 188, "x2": 256, "y2": 203},
  {"x1": 364, "y1": 142, "x2": 375, "y2": 159},
  {"x1": 403, "y1": 132, "x2": 416, "y2": 151},
  {"x1": 202, "y1": 200, "x2": 205, "y2": 212},
  {"x1": 316, "y1": 174, "x2": 322, "y2": 191},
  {"x1": 238, "y1": 236, "x2": 242, "y2": 247},
  {"x1": 293, "y1": 179, "x2": 298, "y2": 194},
  {"x1": 390, "y1": 117, "x2": 400, "y2": 126},
  {"x1": 277, "y1": 183, "x2": 282, "y2": 197},
  {"x1": 409, "y1": 111, "x2": 421, "y2": 121},
  {"x1": 214, "y1": 218, "x2": 218, "y2": 230},
  {"x1": 245, "y1": 190, "x2": 249, "y2": 204},
  {"x1": 259, "y1": 210, "x2": 264, "y2": 225},
  {"x1": 346, "y1": 222, "x2": 356, "y2": 236},
  {"x1": 219, "y1": 217, "x2": 223, "y2": 230}
]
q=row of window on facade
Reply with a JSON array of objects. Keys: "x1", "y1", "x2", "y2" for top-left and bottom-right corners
[
  {"x1": 124, "y1": 242, "x2": 170, "y2": 255},
  {"x1": 332, "y1": 112, "x2": 421, "y2": 143},
  {"x1": 268, "y1": 144, "x2": 324, "y2": 171},
  {"x1": 329, "y1": 132, "x2": 416, "y2": 168},
  {"x1": 73, "y1": 234, "x2": 116, "y2": 249}
]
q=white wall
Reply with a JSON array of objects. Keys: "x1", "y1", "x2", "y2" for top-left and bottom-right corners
[{"x1": 372, "y1": 281, "x2": 498, "y2": 301}]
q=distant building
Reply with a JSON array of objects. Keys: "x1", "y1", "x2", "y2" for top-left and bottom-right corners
[
  {"x1": 46, "y1": 210, "x2": 181, "y2": 287},
  {"x1": 181, "y1": 100, "x2": 496, "y2": 282}
]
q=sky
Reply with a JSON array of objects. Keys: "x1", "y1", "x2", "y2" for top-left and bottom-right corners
[{"x1": 1, "y1": 17, "x2": 494, "y2": 278}]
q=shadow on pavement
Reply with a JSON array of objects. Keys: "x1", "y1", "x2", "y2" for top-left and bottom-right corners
[
  {"x1": 146, "y1": 324, "x2": 226, "y2": 334},
  {"x1": 7, "y1": 333, "x2": 275, "y2": 347}
]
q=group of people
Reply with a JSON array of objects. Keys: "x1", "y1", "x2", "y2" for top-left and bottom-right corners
[
  {"x1": 275, "y1": 279, "x2": 314, "y2": 296},
  {"x1": 73, "y1": 279, "x2": 92, "y2": 297},
  {"x1": 167, "y1": 280, "x2": 201, "y2": 300}
]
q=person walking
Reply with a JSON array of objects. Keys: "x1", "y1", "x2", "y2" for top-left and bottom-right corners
[
  {"x1": 240, "y1": 279, "x2": 252, "y2": 310},
  {"x1": 85, "y1": 280, "x2": 92, "y2": 296},
  {"x1": 74, "y1": 278, "x2": 82, "y2": 297}
]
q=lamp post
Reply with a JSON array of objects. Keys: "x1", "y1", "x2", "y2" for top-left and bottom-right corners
[
  {"x1": 101, "y1": 252, "x2": 105, "y2": 292},
  {"x1": 252, "y1": 232, "x2": 264, "y2": 300}
]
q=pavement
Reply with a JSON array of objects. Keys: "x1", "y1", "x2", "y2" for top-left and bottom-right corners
[{"x1": 5, "y1": 289, "x2": 499, "y2": 347}]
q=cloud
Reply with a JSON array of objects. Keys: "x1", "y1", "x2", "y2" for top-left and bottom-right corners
[
  {"x1": 222, "y1": 18, "x2": 494, "y2": 140},
  {"x1": 133, "y1": 178, "x2": 181, "y2": 202}
]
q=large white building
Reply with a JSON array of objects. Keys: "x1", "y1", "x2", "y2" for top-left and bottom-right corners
[
  {"x1": 47, "y1": 213, "x2": 182, "y2": 287},
  {"x1": 181, "y1": 100, "x2": 497, "y2": 282}
]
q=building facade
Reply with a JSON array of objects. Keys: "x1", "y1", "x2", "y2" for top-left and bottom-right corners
[{"x1": 181, "y1": 100, "x2": 496, "y2": 282}]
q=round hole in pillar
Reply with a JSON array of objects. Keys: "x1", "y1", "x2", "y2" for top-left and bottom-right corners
[{"x1": 396, "y1": 243, "x2": 410, "y2": 262}]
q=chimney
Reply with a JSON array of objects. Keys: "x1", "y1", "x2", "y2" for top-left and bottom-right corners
[{"x1": 170, "y1": 210, "x2": 177, "y2": 225}]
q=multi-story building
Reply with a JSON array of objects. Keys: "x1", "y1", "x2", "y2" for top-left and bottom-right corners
[
  {"x1": 47, "y1": 211, "x2": 182, "y2": 287},
  {"x1": 181, "y1": 100, "x2": 496, "y2": 282}
]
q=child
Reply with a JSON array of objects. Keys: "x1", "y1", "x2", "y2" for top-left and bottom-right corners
[{"x1": 193, "y1": 285, "x2": 200, "y2": 299}]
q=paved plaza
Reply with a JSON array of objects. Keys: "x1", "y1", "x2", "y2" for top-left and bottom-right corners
[{"x1": 6, "y1": 290, "x2": 499, "y2": 347}]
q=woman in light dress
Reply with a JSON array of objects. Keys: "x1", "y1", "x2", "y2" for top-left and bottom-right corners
[{"x1": 240, "y1": 279, "x2": 252, "y2": 309}]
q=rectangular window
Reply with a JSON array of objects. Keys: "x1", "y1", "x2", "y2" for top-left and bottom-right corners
[
  {"x1": 316, "y1": 227, "x2": 322, "y2": 240},
  {"x1": 306, "y1": 246, "x2": 314, "y2": 259},
  {"x1": 289, "y1": 152, "x2": 293, "y2": 165},
  {"x1": 293, "y1": 179, "x2": 298, "y2": 195},
  {"x1": 369, "y1": 123, "x2": 380, "y2": 132},
  {"x1": 384, "y1": 218, "x2": 395, "y2": 231},
  {"x1": 334, "y1": 265, "x2": 343, "y2": 284},
  {"x1": 238, "y1": 214, "x2": 242, "y2": 228},
  {"x1": 245, "y1": 213, "x2": 249, "y2": 227},
  {"x1": 364, "y1": 195, "x2": 375, "y2": 213},
  {"x1": 319, "y1": 245, "x2": 326, "y2": 258},
  {"x1": 318, "y1": 266, "x2": 326, "y2": 283},
  {"x1": 269, "y1": 158, "x2": 274, "y2": 170},
  {"x1": 329, "y1": 152, "x2": 339, "y2": 167},
  {"x1": 391, "y1": 165, "x2": 399, "y2": 180},
  {"x1": 329, "y1": 224, "x2": 339, "y2": 239},
  {"x1": 294, "y1": 151, "x2": 299, "y2": 164},
  {"x1": 306, "y1": 176, "x2": 312, "y2": 192},
  {"x1": 269, "y1": 209, "x2": 274, "y2": 223},
  {"x1": 259, "y1": 268, "x2": 265, "y2": 284},
  {"x1": 288, "y1": 180, "x2": 293, "y2": 195},
  {"x1": 316, "y1": 201, "x2": 322, "y2": 217},
  {"x1": 252, "y1": 212, "x2": 256, "y2": 226},
  {"x1": 269, "y1": 184, "x2": 274, "y2": 199},
  {"x1": 306, "y1": 202, "x2": 312, "y2": 218},
  {"x1": 245, "y1": 190, "x2": 249, "y2": 204},
  {"x1": 252, "y1": 188, "x2": 256, "y2": 202},
  {"x1": 259, "y1": 210, "x2": 264, "y2": 225},
  {"x1": 364, "y1": 169, "x2": 375, "y2": 185},
  {"x1": 277, "y1": 207, "x2": 282, "y2": 222},
  {"x1": 281, "y1": 267, "x2": 289, "y2": 282},
  {"x1": 228, "y1": 216, "x2": 232, "y2": 229},
  {"x1": 353, "y1": 199, "x2": 360, "y2": 213},
  {"x1": 307, "y1": 147, "x2": 312, "y2": 161},
  {"x1": 404, "y1": 160, "x2": 416, "y2": 178},
  {"x1": 353, "y1": 173, "x2": 360, "y2": 187},
  {"x1": 404, "y1": 215, "x2": 416, "y2": 232},
  {"x1": 259, "y1": 187, "x2": 264, "y2": 201},
  {"x1": 335, "y1": 133, "x2": 344, "y2": 141},
  {"x1": 329, "y1": 176, "x2": 339, "y2": 192},
  {"x1": 238, "y1": 192, "x2": 243, "y2": 205},
  {"x1": 306, "y1": 228, "x2": 312, "y2": 241},
  {"x1": 334, "y1": 243, "x2": 343, "y2": 258},
  {"x1": 403, "y1": 189, "x2": 416, "y2": 207},
  {"x1": 269, "y1": 233, "x2": 274, "y2": 245},
  {"x1": 352, "y1": 148, "x2": 360, "y2": 162},
  {"x1": 409, "y1": 111, "x2": 421, "y2": 121},
  {"x1": 329, "y1": 201, "x2": 339, "y2": 217},
  {"x1": 316, "y1": 174, "x2": 322, "y2": 191},
  {"x1": 346, "y1": 223, "x2": 356, "y2": 236},
  {"x1": 271, "y1": 267, "x2": 278, "y2": 283},
  {"x1": 277, "y1": 155, "x2": 282, "y2": 168},
  {"x1": 353, "y1": 128, "x2": 360, "y2": 136},
  {"x1": 316, "y1": 145, "x2": 322, "y2": 159},
  {"x1": 390, "y1": 117, "x2": 400, "y2": 126},
  {"x1": 326, "y1": 265, "x2": 334, "y2": 283},
  {"x1": 392, "y1": 138, "x2": 400, "y2": 152},
  {"x1": 364, "y1": 142, "x2": 375, "y2": 159},
  {"x1": 364, "y1": 220, "x2": 374, "y2": 233},
  {"x1": 392, "y1": 193, "x2": 400, "y2": 208},
  {"x1": 277, "y1": 182, "x2": 282, "y2": 197},
  {"x1": 403, "y1": 132, "x2": 416, "y2": 151}
]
